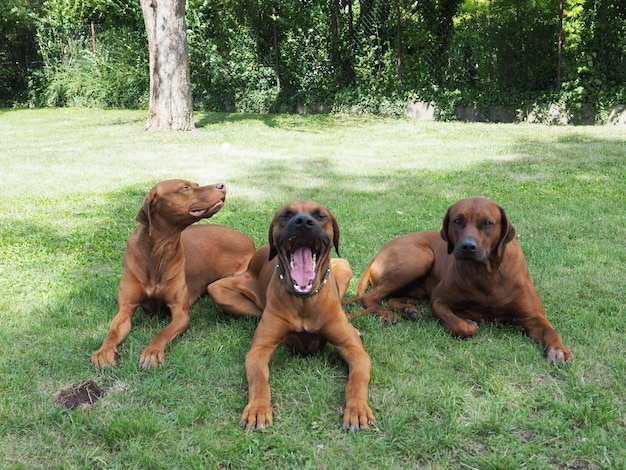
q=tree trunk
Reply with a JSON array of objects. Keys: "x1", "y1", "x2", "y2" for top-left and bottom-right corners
[{"x1": 141, "y1": 0, "x2": 194, "y2": 131}]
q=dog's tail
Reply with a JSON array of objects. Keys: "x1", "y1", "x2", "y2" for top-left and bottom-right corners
[
  {"x1": 342, "y1": 262, "x2": 374, "y2": 307},
  {"x1": 356, "y1": 262, "x2": 374, "y2": 296}
]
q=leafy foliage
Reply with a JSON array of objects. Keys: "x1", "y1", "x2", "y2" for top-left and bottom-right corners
[
  {"x1": 32, "y1": 24, "x2": 148, "y2": 108},
  {"x1": 1, "y1": 0, "x2": 624, "y2": 120},
  {"x1": 0, "y1": 0, "x2": 39, "y2": 105}
]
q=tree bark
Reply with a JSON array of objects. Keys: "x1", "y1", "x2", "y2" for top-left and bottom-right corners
[{"x1": 141, "y1": 0, "x2": 194, "y2": 131}]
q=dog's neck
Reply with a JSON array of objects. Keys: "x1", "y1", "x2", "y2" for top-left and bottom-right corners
[
  {"x1": 275, "y1": 262, "x2": 332, "y2": 297},
  {"x1": 136, "y1": 224, "x2": 184, "y2": 262}
]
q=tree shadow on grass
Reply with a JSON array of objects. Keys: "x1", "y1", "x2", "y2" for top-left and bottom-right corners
[
  {"x1": 8, "y1": 132, "x2": 624, "y2": 322},
  {"x1": 3, "y1": 131, "x2": 624, "y2": 416},
  {"x1": 194, "y1": 111, "x2": 339, "y2": 129}
]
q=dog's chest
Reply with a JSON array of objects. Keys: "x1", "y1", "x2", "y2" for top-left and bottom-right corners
[{"x1": 139, "y1": 283, "x2": 174, "y2": 316}]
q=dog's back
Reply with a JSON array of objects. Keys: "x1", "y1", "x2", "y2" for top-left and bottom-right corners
[{"x1": 182, "y1": 224, "x2": 256, "y2": 304}]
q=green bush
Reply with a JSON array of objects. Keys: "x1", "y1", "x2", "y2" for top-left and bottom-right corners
[
  {"x1": 189, "y1": 24, "x2": 279, "y2": 113},
  {"x1": 5, "y1": 0, "x2": 624, "y2": 119},
  {"x1": 331, "y1": 88, "x2": 406, "y2": 116},
  {"x1": 32, "y1": 25, "x2": 147, "y2": 108}
]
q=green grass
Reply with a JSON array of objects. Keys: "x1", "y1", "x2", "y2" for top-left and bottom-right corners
[{"x1": 1, "y1": 108, "x2": 625, "y2": 469}]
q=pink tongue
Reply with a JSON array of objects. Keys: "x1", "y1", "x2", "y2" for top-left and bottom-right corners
[{"x1": 291, "y1": 247, "x2": 315, "y2": 288}]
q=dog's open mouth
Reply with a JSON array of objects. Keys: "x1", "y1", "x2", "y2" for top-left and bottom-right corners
[
  {"x1": 281, "y1": 237, "x2": 328, "y2": 295},
  {"x1": 189, "y1": 200, "x2": 224, "y2": 218}
]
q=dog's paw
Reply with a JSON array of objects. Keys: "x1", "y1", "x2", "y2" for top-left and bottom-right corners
[
  {"x1": 342, "y1": 402, "x2": 376, "y2": 432},
  {"x1": 404, "y1": 307, "x2": 422, "y2": 321},
  {"x1": 450, "y1": 319, "x2": 479, "y2": 338},
  {"x1": 91, "y1": 348, "x2": 117, "y2": 368},
  {"x1": 546, "y1": 346, "x2": 574, "y2": 365},
  {"x1": 240, "y1": 402, "x2": 273, "y2": 430},
  {"x1": 465, "y1": 319, "x2": 479, "y2": 334},
  {"x1": 139, "y1": 347, "x2": 165, "y2": 369},
  {"x1": 373, "y1": 309, "x2": 398, "y2": 325}
]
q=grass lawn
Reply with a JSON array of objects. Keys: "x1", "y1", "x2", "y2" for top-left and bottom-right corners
[{"x1": 1, "y1": 108, "x2": 625, "y2": 469}]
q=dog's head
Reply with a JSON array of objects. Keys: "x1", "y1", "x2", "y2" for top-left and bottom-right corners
[
  {"x1": 268, "y1": 201, "x2": 340, "y2": 296},
  {"x1": 440, "y1": 197, "x2": 515, "y2": 262},
  {"x1": 136, "y1": 179, "x2": 226, "y2": 234}
]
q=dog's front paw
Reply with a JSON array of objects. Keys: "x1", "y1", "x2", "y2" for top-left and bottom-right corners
[
  {"x1": 91, "y1": 348, "x2": 117, "y2": 368},
  {"x1": 240, "y1": 402, "x2": 273, "y2": 430},
  {"x1": 546, "y1": 346, "x2": 574, "y2": 365},
  {"x1": 139, "y1": 346, "x2": 165, "y2": 369},
  {"x1": 342, "y1": 402, "x2": 376, "y2": 432}
]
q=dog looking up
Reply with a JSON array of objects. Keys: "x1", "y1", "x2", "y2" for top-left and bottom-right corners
[{"x1": 91, "y1": 179, "x2": 255, "y2": 369}]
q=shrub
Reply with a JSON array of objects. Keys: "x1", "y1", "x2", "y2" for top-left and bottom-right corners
[{"x1": 33, "y1": 24, "x2": 147, "y2": 108}]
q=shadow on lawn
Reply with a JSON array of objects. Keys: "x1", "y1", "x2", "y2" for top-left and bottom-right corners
[
  {"x1": 194, "y1": 111, "x2": 338, "y2": 129},
  {"x1": 7, "y1": 131, "x2": 623, "y2": 383},
  {"x1": 3, "y1": 122, "x2": 625, "y2": 470}
]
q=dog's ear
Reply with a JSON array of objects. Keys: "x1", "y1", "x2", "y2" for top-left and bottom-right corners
[
  {"x1": 268, "y1": 218, "x2": 278, "y2": 260},
  {"x1": 496, "y1": 206, "x2": 516, "y2": 256},
  {"x1": 330, "y1": 211, "x2": 341, "y2": 257},
  {"x1": 440, "y1": 206, "x2": 454, "y2": 254},
  {"x1": 136, "y1": 192, "x2": 156, "y2": 235}
]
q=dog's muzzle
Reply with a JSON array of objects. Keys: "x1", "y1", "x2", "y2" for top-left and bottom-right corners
[
  {"x1": 453, "y1": 237, "x2": 486, "y2": 261},
  {"x1": 277, "y1": 214, "x2": 330, "y2": 296}
]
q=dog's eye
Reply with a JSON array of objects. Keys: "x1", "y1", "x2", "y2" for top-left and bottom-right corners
[
  {"x1": 279, "y1": 211, "x2": 294, "y2": 222},
  {"x1": 452, "y1": 217, "x2": 463, "y2": 226},
  {"x1": 312, "y1": 210, "x2": 327, "y2": 221},
  {"x1": 482, "y1": 220, "x2": 494, "y2": 228}
]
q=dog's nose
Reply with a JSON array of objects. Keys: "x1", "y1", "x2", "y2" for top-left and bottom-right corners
[
  {"x1": 215, "y1": 183, "x2": 225, "y2": 190},
  {"x1": 293, "y1": 214, "x2": 316, "y2": 229},
  {"x1": 460, "y1": 238, "x2": 478, "y2": 253}
]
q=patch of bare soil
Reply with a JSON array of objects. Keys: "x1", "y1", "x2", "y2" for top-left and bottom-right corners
[{"x1": 55, "y1": 380, "x2": 103, "y2": 410}]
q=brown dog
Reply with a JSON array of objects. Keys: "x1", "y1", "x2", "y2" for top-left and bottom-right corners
[
  {"x1": 91, "y1": 179, "x2": 255, "y2": 369},
  {"x1": 207, "y1": 201, "x2": 375, "y2": 431},
  {"x1": 353, "y1": 197, "x2": 573, "y2": 364}
]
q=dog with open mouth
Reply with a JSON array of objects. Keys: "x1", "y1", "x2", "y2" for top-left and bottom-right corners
[
  {"x1": 208, "y1": 201, "x2": 375, "y2": 431},
  {"x1": 91, "y1": 179, "x2": 256, "y2": 369}
]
